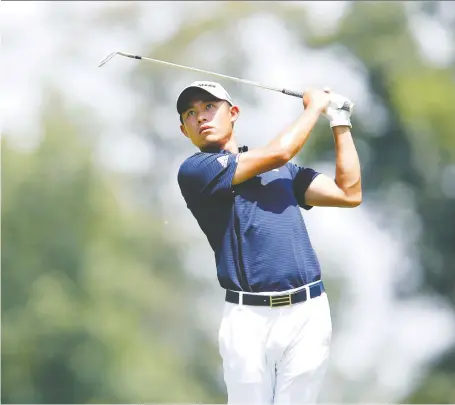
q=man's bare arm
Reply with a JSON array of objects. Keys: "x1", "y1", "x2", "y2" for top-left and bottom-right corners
[
  {"x1": 305, "y1": 126, "x2": 362, "y2": 207},
  {"x1": 232, "y1": 90, "x2": 330, "y2": 186}
]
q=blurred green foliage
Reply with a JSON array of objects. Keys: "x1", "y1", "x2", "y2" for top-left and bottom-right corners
[
  {"x1": 2, "y1": 1, "x2": 455, "y2": 403},
  {"x1": 2, "y1": 95, "x2": 223, "y2": 403}
]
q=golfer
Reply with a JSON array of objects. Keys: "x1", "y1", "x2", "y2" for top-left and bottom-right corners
[{"x1": 176, "y1": 81, "x2": 361, "y2": 405}]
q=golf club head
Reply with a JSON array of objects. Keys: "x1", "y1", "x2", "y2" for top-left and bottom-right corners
[{"x1": 98, "y1": 52, "x2": 119, "y2": 67}]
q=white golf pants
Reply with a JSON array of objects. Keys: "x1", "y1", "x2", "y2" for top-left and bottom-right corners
[{"x1": 218, "y1": 290, "x2": 332, "y2": 405}]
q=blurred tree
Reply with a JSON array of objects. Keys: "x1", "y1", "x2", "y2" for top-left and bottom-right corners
[{"x1": 1, "y1": 90, "x2": 224, "y2": 403}]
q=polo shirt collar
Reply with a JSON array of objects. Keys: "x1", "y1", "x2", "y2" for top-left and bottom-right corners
[{"x1": 200, "y1": 145, "x2": 249, "y2": 154}]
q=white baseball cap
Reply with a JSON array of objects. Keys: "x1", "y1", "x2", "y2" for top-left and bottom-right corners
[{"x1": 176, "y1": 81, "x2": 233, "y2": 115}]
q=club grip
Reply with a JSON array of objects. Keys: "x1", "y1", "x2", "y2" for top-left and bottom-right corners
[{"x1": 281, "y1": 88, "x2": 304, "y2": 99}]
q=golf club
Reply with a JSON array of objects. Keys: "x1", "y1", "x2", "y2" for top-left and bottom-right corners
[{"x1": 98, "y1": 51, "x2": 304, "y2": 99}]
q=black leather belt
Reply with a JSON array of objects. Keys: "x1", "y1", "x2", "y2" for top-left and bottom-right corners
[{"x1": 225, "y1": 281, "x2": 324, "y2": 307}]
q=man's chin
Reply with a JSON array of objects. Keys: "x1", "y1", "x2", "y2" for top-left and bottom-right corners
[{"x1": 201, "y1": 134, "x2": 228, "y2": 148}]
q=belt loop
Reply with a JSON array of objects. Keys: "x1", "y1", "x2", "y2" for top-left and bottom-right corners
[
  {"x1": 303, "y1": 285, "x2": 310, "y2": 300},
  {"x1": 238, "y1": 292, "x2": 243, "y2": 306}
]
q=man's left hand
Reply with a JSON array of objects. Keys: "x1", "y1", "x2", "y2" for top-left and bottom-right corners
[{"x1": 324, "y1": 92, "x2": 355, "y2": 128}]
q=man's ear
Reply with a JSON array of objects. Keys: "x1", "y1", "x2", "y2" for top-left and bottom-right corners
[
  {"x1": 180, "y1": 124, "x2": 189, "y2": 138},
  {"x1": 230, "y1": 105, "x2": 240, "y2": 124}
]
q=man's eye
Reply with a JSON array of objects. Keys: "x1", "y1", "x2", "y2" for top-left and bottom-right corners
[
  {"x1": 206, "y1": 103, "x2": 214, "y2": 109},
  {"x1": 187, "y1": 111, "x2": 196, "y2": 116}
]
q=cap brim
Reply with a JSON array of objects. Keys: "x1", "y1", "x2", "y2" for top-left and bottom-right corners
[{"x1": 176, "y1": 86, "x2": 221, "y2": 115}]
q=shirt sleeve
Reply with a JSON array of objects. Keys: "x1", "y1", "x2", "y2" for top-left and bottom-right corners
[
  {"x1": 286, "y1": 162, "x2": 321, "y2": 210},
  {"x1": 178, "y1": 152, "x2": 239, "y2": 201}
]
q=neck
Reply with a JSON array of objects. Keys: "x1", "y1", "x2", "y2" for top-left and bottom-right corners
[
  {"x1": 201, "y1": 133, "x2": 238, "y2": 153},
  {"x1": 222, "y1": 135, "x2": 238, "y2": 154}
]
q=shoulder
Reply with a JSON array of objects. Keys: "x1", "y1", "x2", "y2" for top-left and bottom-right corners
[
  {"x1": 284, "y1": 161, "x2": 303, "y2": 171},
  {"x1": 179, "y1": 151, "x2": 236, "y2": 175},
  {"x1": 284, "y1": 161, "x2": 316, "y2": 174},
  {"x1": 179, "y1": 150, "x2": 213, "y2": 168},
  {"x1": 177, "y1": 153, "x2": 203, "y2": 197},
  {"x1": 177, "y1": 152, "x2": 222, "y2": 184},
  {"x1": 178, "y1": 152, "x2": 204, "y2": 176},
  {"x1": 284, "y1": 162, "x2": 299, "y2": 177}
]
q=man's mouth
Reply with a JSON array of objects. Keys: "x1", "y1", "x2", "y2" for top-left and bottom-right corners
[{"x1": 199, "y1": 125, "x2": 213, "y2": 134}]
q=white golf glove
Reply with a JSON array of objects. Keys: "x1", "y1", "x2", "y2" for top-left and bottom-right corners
[{"x1": 324, "y1": 92, "x2": 355, "y2": 128}]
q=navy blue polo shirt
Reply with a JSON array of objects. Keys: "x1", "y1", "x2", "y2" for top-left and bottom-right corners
[{"x1": 177, "y1": 148, "x2": 322, "y2": 293}]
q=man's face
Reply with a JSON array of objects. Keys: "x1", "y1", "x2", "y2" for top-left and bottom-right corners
[{"x1": 179, "y1": 90, "x2": 239, "y2": 150}]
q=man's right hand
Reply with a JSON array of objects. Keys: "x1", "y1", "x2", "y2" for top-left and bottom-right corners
[{"x1": 302, "y1": 88, "x2": 332, "y2": 113}]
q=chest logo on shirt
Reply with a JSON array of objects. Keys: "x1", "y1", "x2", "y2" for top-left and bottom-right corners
[{"x1": 217, "y1": 155, "x2": 229, "y2": 168}]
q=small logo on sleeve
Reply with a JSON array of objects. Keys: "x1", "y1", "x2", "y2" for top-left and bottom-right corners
[{"x1": 217, "y1": 155, "x2": 229, "y2": 168}]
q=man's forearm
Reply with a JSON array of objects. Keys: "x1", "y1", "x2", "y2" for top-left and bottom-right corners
[
  {"x1": 267, "y1": 105, "x2": 323, "y2": 162},
  {"x1": 333, "y1": 126, "x2": 362, "y2": 201}
]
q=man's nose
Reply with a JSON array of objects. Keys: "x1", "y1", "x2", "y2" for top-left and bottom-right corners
[{"x1": 197, "y1": 113, "x2": 207, "y2": 123}]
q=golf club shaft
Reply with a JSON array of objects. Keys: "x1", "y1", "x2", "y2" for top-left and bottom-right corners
[{"x1": 110, "y1": 52, "x2": 304, "y2": 99}]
